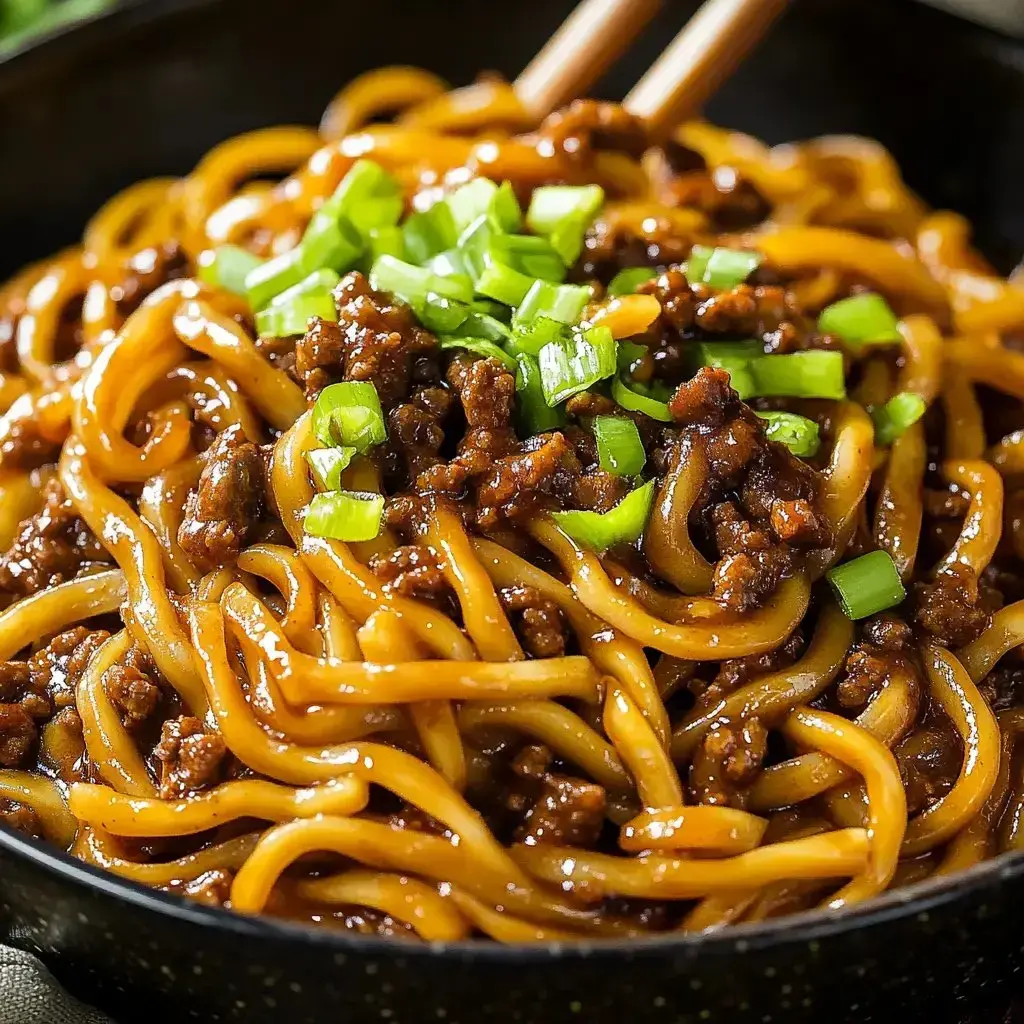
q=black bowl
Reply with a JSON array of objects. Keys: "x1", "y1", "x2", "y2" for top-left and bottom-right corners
[{"x1": 2, "y1": 2, "x2": 1024, "y2": 1022}]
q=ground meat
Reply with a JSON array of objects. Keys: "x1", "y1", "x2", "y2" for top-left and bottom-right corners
[
  {"x1": 386, "y1": 386, "x2": 452, "y2": 483},
  {"x1": 112, "y1": 241, "x2": 190, "y2": 317},
  {"x1": 692, "y1": 629, "x2": 805, "y2": 705},
  {"x1": 103, "y1": 645, "x2": 161, "y2": 730},
  {"x1": 154, "y1": 717, "x2": 227, "y2": 799},
  {"x1": 911, "y1": 564, "x2": 992, "y2": 647},
  {"x1": 26, "y1": 626, "x2": 110, "y2": 716},
  {"x1": 498, "y1": 585, "x2": 568, "y2": 659},
  {"x1": 690, "y1": 717, "x2": 768, "y2": 807},
  {"x1": 179, "y1": 869, "x2": 234, "y2": 908},
  {"x1": 507, "y1": 745, "x2": 607, "y2": 847},
  {"x1": 894, "y1": 718, "x2": 963, "y2": 816},
  {"x1": 837, "y1": 642, "x2": 904, "y2": 710},
  {"x1": 448, "y1": 355, "x2": 516, "y2": 433},
  {"x1": 538, "y1": 100, "x2": 648, "y2": 161},
  {"x1": 0, "y1": 413, "x2": 62, "y2": 471},
  {"x1": 979, "y1": 666, "x2": 1024, "y2": 712},
  {"x1": 293, "y1": 272, "x2": 439, "y2": 406},
  {"x1": 0, "y1": 478, "x2": 110, "y2": 597},
  {"x1": 582, "y1": 212, "x2": 695, "y2": 282},
  {"x1": 0, "y1": 703, "x2": 36, "y2": 767},
  {"x1": 254, "y1": 334, "x2": 298, "y2": 379},
  {"x1": 661, "y1": 166, "x2": 773, "y2": 231},
  {"x1": 769, "y1": 499, "x2": 830, "y2": 548},
  {"x1": 862, "y1": 614, "x2": 913, "y2": 651},
  {"x1": 668, "y1": 366, "x2": 740, "y2": 430},
  {"x1": 369, "y1": 545, "x2": 452, "y2": 607},
  {"x1": 0, "y1": 798, "x2": 42, "y2": 838},
  {"x1": 177, "y1": 424, "x2": 264, "y2": 571}
]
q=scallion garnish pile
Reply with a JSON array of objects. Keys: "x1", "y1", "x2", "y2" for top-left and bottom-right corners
[{"x1": 198, "y1": 157, "x2": 920, "y2": 590}]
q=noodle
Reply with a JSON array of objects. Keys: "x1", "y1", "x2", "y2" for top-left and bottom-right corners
[{"x1": 0, "y1": 64, "x2": 1021, "y2": 944}]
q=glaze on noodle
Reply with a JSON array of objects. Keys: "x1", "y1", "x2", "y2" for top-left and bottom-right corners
[{"x1": 0, "y1": 68, "x2": 1022, "y2": 940}]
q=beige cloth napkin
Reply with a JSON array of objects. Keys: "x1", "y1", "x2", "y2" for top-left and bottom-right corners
[{"x1": 0, "y1": 947, "x2": 111, "y2": 1024}]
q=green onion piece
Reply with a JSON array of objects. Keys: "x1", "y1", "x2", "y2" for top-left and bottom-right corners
[
  {"x1": 456, "y1": 214, "x2": 494, "y2": 280},
  {"x1": 268, "y1": 268, "x2": 341, "y2": 306},
  {"x1": 510, "y1": 316, "x2": 568, "y2": 357},
  {"x1": 245, "y1": 248, "x2": 306, "y2": 311},
  {"x1": 756, "y1": 411, "x2": 821, "y2": 457},
  {"x1": 415, "y1": 294, "x2": 470, "y2": 333},
  {"x1": 611, "y1": 374, "x2": 673, "y2": 422},
  {"x1": 490, "y1": 181, "x2": 523, "y2": 233},
  {"x1": 871, "y1": 391, "x2": 926, "y2": 446},
  {"x1": 527, "y1": 185, "x2": 604, "y2": 236},
  {"x1": 323, "y1": 160, "x2": 399, "y2": 218},
  {"x1": 447, "y1": 178, "x2": 498, "y2": 237},
  {"x1": 818, "y1": 293, "x2": 902, "y2": 348},
  {"x1": 515, "y1": 353, "x2": 565, "y2": 434},
  {"x1": 551, "y1": 479, "x2": 656, "y2": 553},
  {"x1": 593, "y1": 416, "x2": 646, "y2": 475},
  {"x1": 527, "y1": 184, "x2": 604, "y2": 264},
  {"x1": 347, "y1": 194, "x2": 404, "y2": 238},
  {"x1": 607, "y1": 267, "x2": 657, "y2": 298},
  {"x1": 369, "y1": 255, "x2": 473, "y2": 307},
  {"x1": 475, "y1": 260, "x2": 536, "y2": 306},
  {"x1": 305, "y1": 447, "x2": 356, "y2": 490},
  {"x1": 515, "y1": 280, "x2": 590, "y2": 325},
  {"x1": 198, "y1": 245, "x2": 263, "y2": 296},
  {"x1": 454, "y1": 311, "x2": 512, "y2": 343},
  {"x1": 368, "y1": 226, "x2": 405, "y2": 264},
  {"x1": 403, "y1": 203, "x2": 458, "y2": 265},
  {"x1": 538, "y1": 325, "x2": 616, "y2": 406},
  {"x1": 751, "y1": 351, "x2": 847, "y2": 400},
  {"x1": 304, "y1": 491, "x2": 385, "y2": 542},
  {"x1": 694, "y1": 341, "x2": 762, "y2": 400},
  {"x1": 498, "y1": 234, "x2": 566, "y2": 282},
  {"x1": 826, "y1": 550, "x2": 906, "y2": 620},
  {"x1": 687, "y1": 245, "x2": 762, "y2": 289},
  {"x1": 429, "y1": 248, "x2": 470, "y2": 280},
  {"x1": 472, "y1": 298, "x2": 510, "y2": 321},
  {"x1": 439, "y1": 336, "x2": 517, "y2": 370},
  {"x1": 617, "y1": 340, "x2": 647, "y2": 374},
  {"x1": 255, "y1": 291, "x2": 337, "y2": 338},
  {"x1": 311, "y1": 381, "x2": 386, "y2": 451}
]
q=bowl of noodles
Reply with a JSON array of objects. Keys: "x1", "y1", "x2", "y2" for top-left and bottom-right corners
[{"x1": 2, "y1": 0, "x2": 1024, "y2": 1022}]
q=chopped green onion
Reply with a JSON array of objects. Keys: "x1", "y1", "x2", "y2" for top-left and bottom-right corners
[
  {"x1": 538, "y1": 325, "x2": 616, "y2": 406},
  {"x1": 617, "y1": 340, "x2": 647, "y2": 374},
  {"x1": 346, "y1": 194, "x2": 404, "y2": 238},
  {"x1": 245, "y1": 248, "x2": 306, "y2": 311},
  {"x1": 871, "y1": 391, "x2": 926, "y2": 446},
  {"x1": 305, "y1": 447, "x2": 356, "y2": 490},
  {"x1": 688, "y1": 245, "x2": 762, "y2": 289},
  {"x1": 453, "y1": 311, "x2": 512, "y2": 343},
  {"x1": 611, "y1": 374, "x2": 673, "y2": 422},
  {"x1": 515, "y1": 353, "x2": 565, "y2": 435},
  {"x1": 301, "y1": 213, "x2": 364, "y2": 271},
  {"x1": 826, "y1": 550, "x2": 906, "y2": 620},
  {"x1": 751, "y1": 351, "x2": 847, "y2": 400},
  {"x1": 367, "y1": 226, "x2": 405, "y2": 263},
  {"x1": 515, "y1": 280, "x2": 590, "y2": 326},
  {"x1": 415, "y1": 294, "x2": 470, "y2": 333},
  {"x1": 255, "y1": 291, "x2": 337, "y2": 338},
  {"x1": 756, "y1": 411, "x2": 821, "y2": 457},
  {"x1": 268, "y1": 268, "x2": 341, "y2": 306},
  {"x1": 429, "y1": 248, "x2": 470, "y2": 280},
  {"x1": 439, "y1": 336, "x2": 517, "y2": 370},
  {"x1": 527, "y1": 184, "x2": 604, "y2": 265},
  {"x1": 551, "y1": 479, "x2": 656, "y2": 553},
  {"x1": 607, "y1": 267, "x2": 657, "y2": 298},
  {"x1": 510, "y1": 316, "x2": 568, "y2": 357},
  {"x1": 498, "y1": 234, "x2": 566, "y2": 282},
  {"x1": 456, "y1": 214, "x2": 495, "y2": 280},
  {"x1": 818, "y1": 293, "x2": 902, "y2": 348},
  {"x1": 403, "y1": 203, "x2": 458, "y2": 265},
  {"x1": 311, "y1": 381, "x2": 386, "y2": 452},
  {"x1": 304, "y1": 490, "x2": 385, "y2": 542},
  {"x1": 490, "y1": 181, "x2": 523, "y2": 234},
  {"x1": 446, "y1": 178, "x2": 499, "y2": 237},
  {"x1": 694, "y1": 340, "x2": 762, "y2": 400},
  {"x1": 593, "y1": 416, "x2": 646, "y2": 476},
  {"x1": 198, "y1": 245, "x2": 263, "y2": 296},
  {"x1": 475, "y1": 260, "x2": 536, "y2": 306},
  {"x1": 368, "y1": 255, "x2": 473, "y2": 307},
  {"x1": 323, "y1": 160, "x2": 399, "y2": 219}
]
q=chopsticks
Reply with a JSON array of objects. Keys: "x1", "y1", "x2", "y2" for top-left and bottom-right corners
[
  {"x1": 514, "y1": 0, "x2": 663, "y2": 119},
  {"x1": 515, "y1": 0, "x2": 789, "y2": 135}
]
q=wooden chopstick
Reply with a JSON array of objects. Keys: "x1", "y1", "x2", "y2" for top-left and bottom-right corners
[
  {"x1": 514, "y1": 0, "x2": 663, "y2": 119},
  {"x1": 625, "y1": 0, "x2": 789, "y2": 137}
]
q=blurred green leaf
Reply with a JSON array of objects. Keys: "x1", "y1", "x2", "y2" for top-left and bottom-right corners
[{"x1": 0, "y1": 0, "x2": 116, "y2": 54}]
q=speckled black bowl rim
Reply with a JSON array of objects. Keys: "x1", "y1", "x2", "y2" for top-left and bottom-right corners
[{"x1": 3, "y1": 0, "x2": 1024, "y2": 967}]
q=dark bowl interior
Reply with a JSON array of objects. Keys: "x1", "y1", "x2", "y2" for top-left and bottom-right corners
[{"x1": 1, "y1": 1, "x2": 1024, "y2": 1022}]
